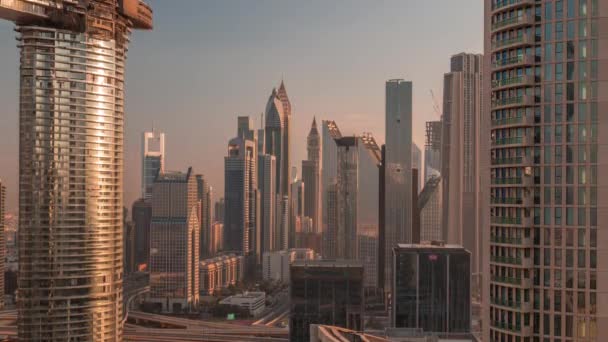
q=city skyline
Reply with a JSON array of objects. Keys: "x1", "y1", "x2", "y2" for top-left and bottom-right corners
[{"x1": 0, "y1": 1, "x2": 483, "y2": 211}]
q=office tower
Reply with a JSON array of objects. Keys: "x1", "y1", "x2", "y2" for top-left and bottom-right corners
[
  {"x1": 224, "y1": 136, "x2": 256, "y2": 256},
  {"x1": 258, "y1": 154, "x2": 277, "y2": 254},
  {"x1": 149, "y1": 168, "x2": 199, "y2": 313},
  {"x1": 392, "y1": 243, "x2": 470, "y2": 333},
  {"x1": 384, "y1": 79, "x2": 413, "y2": 291},
  {"x1": 0, "y1": 180, "x2": 4, "y2": 309},
  {"x1": 322, "y1": 183, "x2": 339, "y2": 259},
  {"x1": 412, "y1": 143, "x2": 422, "y2": 193},
  {"x1": 290, "y1": 177, "x2": 304, "y2": 249},
  {"x1": 290, "y1": 260, "x2": 364, "y2": 341},
  {"x1": 265, "y1": 82, "x2": 292, "y2": 253},
  {"x1": 484, "y1": 1, "x2": 608, "y2": 340},
  {"x1": 215, "y1": 198, "x2": 225, "y2": 224},
  {"x1": 419, "y1": 176, "x2": 443, "y2": 242},
  {"x1": 425, "y1": 120, "x2": 443, "y2": 182},
  {"x1": 0, "y1": 1, "x2": 152, "y2": 339},
  {"x1": 358, "y1": 225, "x2": 378, "y2": 288},
  {"x1": 302, "y1": 118, "x2": 321, "y2": 233},
  {"x1": 123, "y1": 208, "x2": 136, "y2": 275},
  {"x1": 441, "y1": 53, "x2": 483, "y2": 293},
  {"x1": 196, "y1": 175, "x2": 212, "y2": 258},
  {"x1": 133, "y1": 198, "x2": 152, "y2": 269},
  {"x1": 334, "y1": 135, "x2": 381, "y2": 261},
  {"x1": 142, "y1": 129, "x2": 165, "y2": 199},
  {"x1": 321, "y1": 120, "x2": 342, "y2": 235}
]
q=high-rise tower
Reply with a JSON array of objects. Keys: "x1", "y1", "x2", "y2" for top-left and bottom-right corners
[
  {"x1": 484, "y1": 1, "x2": 607, "y2": 340},
  {"x1": 0, "y1": 1, "x2": 152, "y2": 340},
  {"x1": 265, "y1": 82, "x2": 292, "y2": 250},
  {"x1": 442, "y1": 53, "x2": 483, "y2": 292},
  {"x1": 384, "y1": 79, "x2": 413, "y2": 291},
  {"x1": 302, "y1": 117, "x2": 321, "y2": 233},
  {"x1": 142, "y1": 129, "x2": 165, "y2": 199}
]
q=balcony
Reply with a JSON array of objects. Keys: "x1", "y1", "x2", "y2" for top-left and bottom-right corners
[
  {"x1": 491, "y1": 235, "x2": 533, "y2": 248},
  {"x1": 491, "y1": 275, "x2": 533, "y2": 288},
  {"x1": 491, "y1": 297, "x2": 532, "y2": 311},
  {"x1": 491, "y1": 255, "x2": 523, "y2": 265},
  {"x1": 492, "y1": 135, "x2": 531, "y2": 147},
  {"x1": 492, "y1": 33, "x2": 532, "y2": 51},
  {"x1": 492, "y1": 54, "x2": 535, "y2": 72},
  {"x1": 491, "y1": 111, "x2": 534, "y2": 128},
  {"x1": 492, "y1": 0, "x2": 535, "y2": 14},
  {"x1": 491, "y1": 13, "x2": 534, "y2": 32},
  {"x1": 491, "y1": 216, "x2": 521, "y2": 225},
  {"x1": 492, "y1": 74, "x2": 535, "y2": 90},
  {"x1": 492, "y1": 177, "x2": 522, "y2": 185},
  {"x1": 491, "y1": 95, "x2": 534, "y2": 110},
  {"x1": 491, "y1": 155, "x2": 532, "y2": 167}
]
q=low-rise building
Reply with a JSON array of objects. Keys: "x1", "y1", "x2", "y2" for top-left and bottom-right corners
[
  {"x1": 219, "y1": 291, "x2": 266, "y2": 317},
  {"x1": 262, "y1": 248, "x2": 316, "y2": 283},
  {"x1": 200, "y1": 254, "x2": 244, "y2": 295}
]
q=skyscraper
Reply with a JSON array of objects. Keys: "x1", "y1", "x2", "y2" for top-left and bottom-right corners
[
  {"x1": 419, "y1": 176, "x2": 443, "y2": 242},
  {"x1": 149, "y1": 168, "x2": 199, "y2": 313},
  {"x1": 425, "y1": 120, "x2": 443, "y2": 182},
  {"x1": 258, "y1": 154, "x2": 277, "y2": 254},
  {"x1": 334, "y1": 134, "x2": 381, "y2": 286},
  {"x1": 196, "y1": 175, "x2": 212, "y2": 258},
  {"x1": 484, "y1": 1, "x2": 606, "y2": 340},
  {"x1": 302, "y1": 118, "x2": 321, "y2": 233},
  {"x1": 0, "y1": 1, "x2": 152, "y2": 340},
  {"x1": 132, "y1": 198, "x2": 152, "y2": 269},
  {"x1": 442, "y1": 53, "x2": 483, "y2": 292},
  {"x1": 215, "y1": 198, "x2": 225, "y2": 224},
  {"x1": 265, "y1": 82, "x2": 292, "y2": 252},
  {"x1": 323, "y1": 183, "x2": 339, "y2": 259},
  {"x1": 142, "y1": 129, "x2": 166, "y2": 200},
  {"x1": 321, "y1": 120, "x2": 342, "y2": 238},
  {"x1": 224, "y1": 136, "x2": 256, "y2": 257},
  {"x1": 384, "y1": 79, "x2": 413, "y2": 291},
  {"x1": 289, "y1": 177, "x2": 305, "y2": 249},
  {"x1": 412, "y1": 143, "x2": 422, "y2": 193}
]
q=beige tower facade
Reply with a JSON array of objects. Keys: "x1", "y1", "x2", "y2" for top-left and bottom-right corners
[{"x1": 484, "y1": 1, "x2": 607, "y2": 340}]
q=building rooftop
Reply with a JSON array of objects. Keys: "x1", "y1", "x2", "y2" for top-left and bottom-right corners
[
  {"x1": 395, "y1": 242, "x2": 470, "y2": 252},
  {"x1": 291, "y1": 259, "x2": 363, "y2": 268}
]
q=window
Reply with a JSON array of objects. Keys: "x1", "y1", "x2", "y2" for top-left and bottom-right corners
[
  {"x1": 556, "y1": 63, "x2": 563, "y2": 80},
  {"x1": 579, "y1": 40, "x2": 587, "y2": 59},
  {"x1": 556, "y1": 22, "x2": 564, "y2": 40},
  {"x1": 579, "y1": 19, "x2": 588, "y2": 37}
]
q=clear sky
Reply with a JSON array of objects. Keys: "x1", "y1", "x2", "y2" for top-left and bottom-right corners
[{"x1": 0, "y1": 0, "x2": 482, "y2": 212}]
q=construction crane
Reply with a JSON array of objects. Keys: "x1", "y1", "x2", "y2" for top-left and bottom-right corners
[{"x1": 430, "y1": 89, "x2": 441, "y2": 118}]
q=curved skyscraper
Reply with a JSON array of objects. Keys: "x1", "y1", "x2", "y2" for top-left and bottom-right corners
[
  {"x1": 0, "y1": 1, "x2": 152, "y2": 340},
  {"x1": 265, "y1": 81, "x2": 292, "y2": 249}
]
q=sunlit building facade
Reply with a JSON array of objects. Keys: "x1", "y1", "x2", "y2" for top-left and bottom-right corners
[
  {"x1": 0, "y1": 0, "x2": 152, "y2": 340},
  {"x1": 483, "y1": 1, "x2": 607, "y2": 340},
  {"x1": 142, "y1": 129, "x2": 165, "y2": 199},
  {"x1": 199, "y1": 254, "x2": 244, "y2": 296}
]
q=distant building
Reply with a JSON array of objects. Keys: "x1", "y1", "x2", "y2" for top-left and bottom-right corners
[
  {"x1": 196, "y1": 175, "x2": 213, "y2": 258},
  {"x1": 258, "y1": 154, "x2": 277, "y2": 254},
  {"x1": 358, "y1": 225, "x2": 378, "y2": 288},
  {"x1": 419, "y1": 176, "x2": 442, "y2": 242},
  {"x1": 441, "y1": 53, "x2": 482, "y2": 289},
  {"x1": 0, "y1": 180, "x2": 5, "y2": 309},
  {"x1": 262, "y1": 248, "x2": 315, "y2": 283},
  {"x1": 320, "y1": 120, "x2": 342, "y2": 237},
  {"x1": 384, "y1": 79, "x2": 413, "y2": 291},
  {"x1": 290, "y1": 260, "x2": 364, "y2": 342},
  {"x1": 220, "y1": 292, "x2": 266, "y2": 317},
  {"x1": 302, "y1": 118, "x2": 321, "y2": 233},
  {"x1": 322, "y1": 183, "x2": 338, "y2": 259},
  {"x1": 142, "y1": 129, "x2": 165, "y2": 199},
  {"x1": 200, "y1": 254, "x2": 244, "y2": 295},
  {"x1": 224, "y1": 136, "x2": 257, "y2": 259},
  {"x1": 424, "y1": 120, "x2": 442, "y2": 182},
  {"x1": 209, "y1": 222, "x2": 224, "y2": 256},
  {"x1": 289, "y1": 177, "x2": 304, "y2": 249},
  {"x1": 214, "y1": 198, "x2": 225, "y2": 224},
  {"x1": 412, "y1": 143, "x2": 422, "y2": 193},
  {"x1": 123, "y1": 208, "x2": 136, "y2": 275},
  {"x1": 149, "y1": 168, "x2": 200, "y2": 313},
  {"x1": 132, "y1": 198, "x2": 152, "y2": 269},
  {"x1": 392, "y1": 243, "x2": 470, "y2": 334}
]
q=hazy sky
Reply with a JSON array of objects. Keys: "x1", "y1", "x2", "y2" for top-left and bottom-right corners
[{"x1": 0, "y1": 0, "x2": 482, "y2": 212}]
